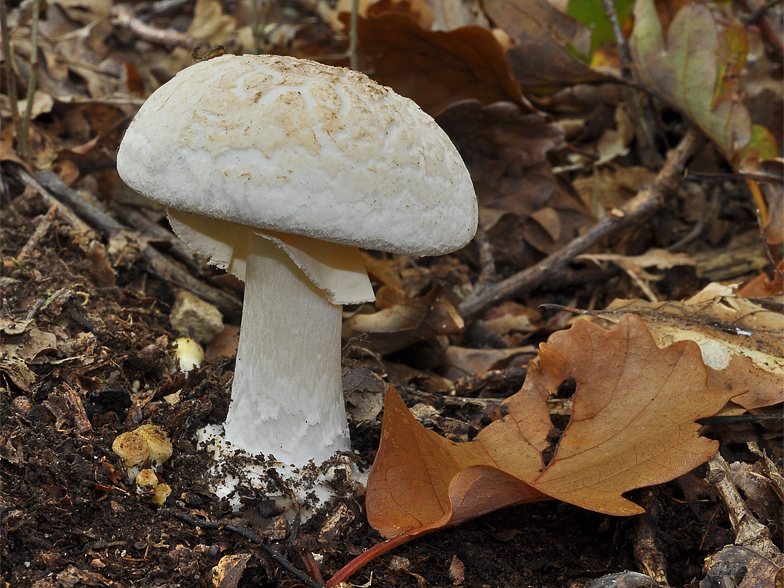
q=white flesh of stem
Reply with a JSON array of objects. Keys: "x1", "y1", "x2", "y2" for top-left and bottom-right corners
[{"x1": 222, "y1": 232, "x2": 350, "y2": 467}]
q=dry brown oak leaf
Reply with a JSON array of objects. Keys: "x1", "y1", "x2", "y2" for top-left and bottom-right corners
[{"x1": 366, "y1": 314, "x2": 739, "y2": 539}]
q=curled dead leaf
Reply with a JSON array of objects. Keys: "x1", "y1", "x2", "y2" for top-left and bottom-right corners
[
  {"x1": 367, "y1": 314, "x2": 737, "y2": 543},
  {"x1": 342, "y1": 288, "x2": 463, "y2": 354}
]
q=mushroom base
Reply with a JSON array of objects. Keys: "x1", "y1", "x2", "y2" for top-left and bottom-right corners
[
  {"x1": 197, "y1": 424, "x2": 368, "y2": 518},
  {"x1": 222, "y1": 233, "x2": 351, "y2": 466}
]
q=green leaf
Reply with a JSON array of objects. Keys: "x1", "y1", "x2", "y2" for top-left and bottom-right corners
[
  {"x1": 630, "y1": 0, "x2": 753, "y2": 163},
  {"x1": 566, "y1": 0, "x2": 635, "y2": 55}
]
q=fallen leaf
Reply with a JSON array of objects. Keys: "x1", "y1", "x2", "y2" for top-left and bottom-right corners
[
  {"x1": 360, "y1": 252, "x2": 404, "y2": 292},
  {"x1": 342, "y1": 288, "x2": 464, "y2": 354},
  {"x1": 367, "y1": 314, "x2": 737, "y2": 541},
  {"x1": 578, "y1": 249, "x2": 697, "y2": 272},
  {"x1": 435, "y1": 100, "x2": 590, "y2": 267},
  {"x1": 738, "y1": 260, "x2": 784, "y2": 298},
  {"x1": 700, "y1": 545, "x2": 784, "y2": 588},
  {"x1": 366, "y1": 386, "x2": 547, "y2": 538},
  {"x1": 189, "y1": 0, "x2": 237, "y2": 46},
  {"x1": 572, "y1": 166, "x2": 657, "y2": 218},
  {"x1": 436, "y1": 100, "x2": 564, "y2": 177},
  {"x1": 486, "y1": 0, "x2": 609, "y2": 94},
  {"x1": 211, "y1": 553, "x2": 251, "y2": 588},
  {"x1": 604, "y1": 284, "x2": 784, "y2": 410},
  {"x1": 426, "y1": 0, "x2": 487, "y2": 30},
  {"x1": 366, "y1": 0, "x2": 435, "y2": 29},
  {"x1": 566, "y1": 0, "x2": 635, "y2": 56},
  {"x1": 351, "y1": 13, "x2": 524, "y2": 115},
  {"x1": 630, "y1": 0, "x2": 777, "y2": 168},
  {"x1": 440, "y1": 345, "x2": 535, "y2": 378}
]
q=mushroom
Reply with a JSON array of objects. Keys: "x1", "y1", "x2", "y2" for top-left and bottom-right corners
[
  {"x1": 134, "y1": 424, "x2": 173, "y2": 466},
  {"x1": 173, "y1": 337, "x2": 204, "y2": 373},
  {"x1": 112, "y1": 430, "x2": 150, "y2": 483},
  {"x1": 117, "y1": 55, "x2": 477, "y2": 477}
]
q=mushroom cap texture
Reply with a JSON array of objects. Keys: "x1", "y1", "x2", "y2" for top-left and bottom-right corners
[
  {"x1": 117, "y1": 54, "x2": 477, "y2": 255},
  {"x1": 112, "y1": 432, "x2": 150, "y2": 467}
]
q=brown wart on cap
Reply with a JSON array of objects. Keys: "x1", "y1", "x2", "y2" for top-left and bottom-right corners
[{"x1": 117, "y1": 54, "x2": 478, "y2": 474}]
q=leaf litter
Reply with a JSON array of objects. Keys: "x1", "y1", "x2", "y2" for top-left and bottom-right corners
[{"x1": 1, "y1": 0, "x2": 782, "y2": 586}]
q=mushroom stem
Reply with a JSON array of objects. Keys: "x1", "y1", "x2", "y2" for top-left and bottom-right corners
[{"x1": 222, "y1": 233, "x2": 350, "y2": 467}]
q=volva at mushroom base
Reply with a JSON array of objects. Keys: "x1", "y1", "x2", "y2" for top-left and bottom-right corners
[{"x1": 116, "y1": 53, "x2": 478, "y2": 510}]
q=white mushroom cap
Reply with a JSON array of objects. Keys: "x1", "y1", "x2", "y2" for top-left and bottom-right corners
[{"x1": 116, "y1": 53, "x2": 477, "y2": 256}]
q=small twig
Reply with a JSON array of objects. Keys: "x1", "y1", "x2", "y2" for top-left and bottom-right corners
[
  {"x1": 668, "y1": 186, "x2": 720, "y2": 252},
  {"x1": 706, "y1": 452, "x2": 780, "y2": 554},
  {"x1": 14, "y1": 168, "x2": 94, "y2": 233},
  {"x1": 16, "y1": 203, "x2": 57, "y2": 262},
  {"x1": 170, "y1": 510, "x2": 325, "y2": 588},
  {"x1": 458, "y1": 127, "x2": 702, "y2": 321},
  {"x1": 601, "y1": 0, "x2": 632, "y2": 71},
  {"x1": 111, "y1": 4, "x2": 195, "y2": 47},
  {"x1": 601, "y1": 0, "x2": 661, "y2": 169},
  {"x1": 742, "y1": 0, "x2": 784, "y2": 23},
  {"x1": 633, "y1": 491, "x2": 669, "y2": 585},
  {"x1": 474, "y1": 225, "x2": 498, "y2": 286},
  {"x1": 36, "y1": 170, "x2": 126, "y2": 234},
  {"x1": 12, "y1": 166, "x2": 243, "y2": 317},
  {"x1": 697, "y1": 413, "x2": 784, "y2": 425},
  {"x1": 16, "y1": 0, "x2": 41, "y2": 163},
  {"x1": 0, "y1": 0, "x2": 21, "y2": 153},
  {"x1": 299, "y1": 548, "x2": 326, "y2": 585},
  {"x1": 251, "y1": 0, "x2": 261, "y2": 54},
  {"x1": 349, "y1": 0, "x2": 360, "y2": 70},
  {"x1": 61, "y1": 383, "x2": 93, "y2": 434},
  {"x1": 738, "y1": 0, "x2": 783, "y2": 60},
  {"x1": 136, "y1": 0, "x2": 193, "y2": 20}
]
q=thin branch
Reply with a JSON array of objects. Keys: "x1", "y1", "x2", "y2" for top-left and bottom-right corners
[
  {"x1": 0, "y1": 0, "x2": 21, "y2": 152},
  {"x1": 170, "y1": 510, "x2": 325, "y2": 588},
  {"x1": 12, "y1": 167, "x2": 243, "y2": 317},
  {"x1": 16, "y1": 203, "x2": 57, "y2": 262},
  {"x1": 600, "y1": 0, "x2": 632, "y2": 71},
  {"x1": 474, "y1": 225, "x2": 498, "y2": 286},
  {"x1": 601, "y1": 0, "x2": 661, "y2": 169},
  {"x1": 349, "y1": 0, "x2": 359, "y2": 70},
  {"x1": 15, "y1": 0, "x2": 41, "y2": 163},
  {"x1": 111, "y1": 4, "x2": 195, "y2": 47},
  {"x1": 738, "y1": 0, "x2": 783, "y2": 60},
  {"x1": 458, "y1": 126, "x2": 702, "y2": 321}
]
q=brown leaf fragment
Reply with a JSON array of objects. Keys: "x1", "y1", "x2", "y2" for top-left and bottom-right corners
[
  {"x1": 366, "y1": 386, "x2": 547, "y2": 539},
  {"x1": 0, "y1": 352, "x2": 37, "y2": 392},
  {"x1": 504, "y1": 315, "x2": 737, "y2": 515},
  {"x1": 739, "y1": 259, "x2": 784, "y2": 298},
  {"x1": 211, "y1": 553, "x2": 251, "y2": 588},
  {"x1": 353, "y1": 14, "x2": 524, "y2": 115},
  {"x1": 485, "y1": 0, "x2": 609, "y2": 93},
  {"x1": 604, "y1": 285, "x2": 784, "y2": 410},
  {"x1": 13, "y1": 328, "x2": 58, "y2": 362},
  {"x1": 342, "y1": 289, "x2": 463, "y2": 354},
  {"x1": 435, "y1": 100, "x2": 563, "y2": 174},
  {"x1": 440, "y1": 345, "x2": 535, "y2": 379}
]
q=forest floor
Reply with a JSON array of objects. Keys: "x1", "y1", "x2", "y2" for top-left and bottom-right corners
[{"x1": 1, "y1": 0, "x2": 783, "y2": 586}]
